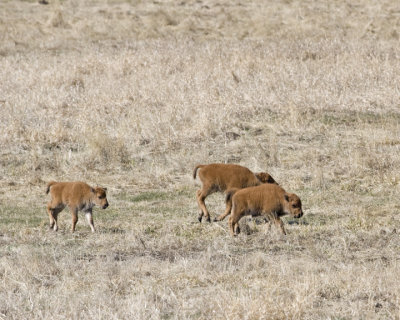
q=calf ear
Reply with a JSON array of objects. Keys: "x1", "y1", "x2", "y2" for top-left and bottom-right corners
[
  {"x1": 103, "y1": 187, "x2": 107, "y2": 192},
  {"x1": 284, "y1": 194, "x2": 290, "y2": 202},
  {"x1": 91, "y1": 187, "x2": 95, "y2": 193}
]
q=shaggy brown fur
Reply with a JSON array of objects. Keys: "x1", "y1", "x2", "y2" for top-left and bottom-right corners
[
  {"x1": 46, "y1": 181, "x2": 109, "y2": 232},
  {"x1": 193, "y1": 163, "x2": 277, "y2": 222},
  {"x1": 227, "y1": 184, "x2": 303, "y2": 236}
]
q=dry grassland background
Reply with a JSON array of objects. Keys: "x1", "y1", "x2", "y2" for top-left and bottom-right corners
[{"x1": 1, "y1": 0, "x2": 400, "y2": 319}]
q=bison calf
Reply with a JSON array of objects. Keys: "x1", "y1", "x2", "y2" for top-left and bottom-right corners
[
  {"x1": 193, "y1": 163, "x2": 277, "y2": 223},
  {"x1": 227, "y1": 183, "x2": 303, "y2": 236},
  {"x1": 46, "y1": 181, "x2": 109, "y2": 232}
]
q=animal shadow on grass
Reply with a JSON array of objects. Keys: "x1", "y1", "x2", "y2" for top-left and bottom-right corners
[
  {"x1": 287, "y1": 219, "x2": 309, "y2": 226},
  {"x1": 99, "y1": 227, "x2": 126, "y2": 234}
]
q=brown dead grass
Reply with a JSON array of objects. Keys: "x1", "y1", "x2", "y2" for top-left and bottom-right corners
[{"x1": 1, "y1": 0, "x2": 400, "y2": 319}]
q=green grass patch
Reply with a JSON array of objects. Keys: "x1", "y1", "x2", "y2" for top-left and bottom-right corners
[
  {"x1": 129, "y1": 191, "x2": 170, "y2": 202},
  {"x1": 0, "y1": 206, "x2": 43, "y2": 228},
  {"x1": 320, "y1": 110, "x2": 400, "y2": 126},
  {"x1": 116, "y1": 187, "x2": 193, "y2": 203},
  {"x1": 300, "y1": 213, "x2": 337, "y2": 227}
]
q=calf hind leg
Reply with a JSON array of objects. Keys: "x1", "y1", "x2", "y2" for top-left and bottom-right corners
[
  {"x1": 235, "y1": 223, "x2": 241, "y2": 234},
  {"x1": 196, "y1": 189, "x2": 212, "y2": 223},
  {"x1": 214, "y1": 198, "x2": 232, "y2": 222},
  {"x1": 70, "y1": 208, "x2": 79, "y2": 232},
  {"x1": 228, "y1": 204, "x2": 245, "y2": 236},
  {"x1": 228, "y1": 216, "x2": 241, "y2": 236},
  {"x1": 47, "y1": 204, "x2": 55, "y2": 230},
  {"x1": 47, "y1": 203, "x2": 64, "y2": 231}
]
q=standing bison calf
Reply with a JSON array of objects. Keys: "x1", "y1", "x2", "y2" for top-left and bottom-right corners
[
  {"x1": 193, "y1": 163, "x2": 277, "y2": 223},
  {"x1": 227, "y1": 183, "x2": 303, "y2": 236},
  {"x1": 46, "y1": 181, "x2": 109, "y2": 232}
]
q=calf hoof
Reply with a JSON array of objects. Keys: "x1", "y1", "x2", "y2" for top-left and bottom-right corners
[
  {"x1": 198, "y1": 216, "x2": 202, "y2": 223},
  {"x1": 206, "y1": 217, "x2": 211, "y2": 223}
]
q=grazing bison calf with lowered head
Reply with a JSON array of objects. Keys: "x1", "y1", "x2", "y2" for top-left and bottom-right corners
[
  {"x1": 46, "y1": 181, "x2": 109, "y2": 232},
  {"x1": 227, "y1": 183, "x2": 303, "y2": 236},
  {"x1": 193, "y1": 163, "x2": 277, "y2": 223}
]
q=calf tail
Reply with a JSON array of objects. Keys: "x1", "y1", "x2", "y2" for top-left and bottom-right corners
[
  {"x1": 46, "y1": 181, "x2": 57, "y2": 194},
  {"x1": 225, "y1": 188, "x2": 240, "y2": 204},
  {"x1": 193, "y1": 165, "x2": 204, "y2": 179}
]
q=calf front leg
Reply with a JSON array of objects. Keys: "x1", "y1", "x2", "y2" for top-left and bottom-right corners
[
  {"x1": 274, "y1": 217, "x2": 286, "y2": 235},
  {"x1": 85, "y1": 209, "x2": 96, "y2": 233},
  {"x1": 263, "y1": 220, "x2": 272, "y2": 234}
]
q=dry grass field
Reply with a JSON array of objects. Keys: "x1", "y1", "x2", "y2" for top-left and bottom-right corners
[{"x1": 1, "y1": 0, "x2": 400, "y2": 319}]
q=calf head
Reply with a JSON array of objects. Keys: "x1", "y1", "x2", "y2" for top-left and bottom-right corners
[
  {"x1": 91, "y1": 187, "x2": 109, "y2": 209},
  {"x1": 284, "y1": 193, "x2": 303, "y2": 218},
  {"x1": 255, "y1": 172, "x2": 278, "y2": 185}
]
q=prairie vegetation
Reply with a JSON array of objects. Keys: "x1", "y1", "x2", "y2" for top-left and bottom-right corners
[{"x1": 1, "y1": 0, "x2": 400, "y2": 319}]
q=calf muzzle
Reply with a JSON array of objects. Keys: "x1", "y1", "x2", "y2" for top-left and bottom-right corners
[{"x1": 295, "y1": 211, "x2": 303, "y2": 218}]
